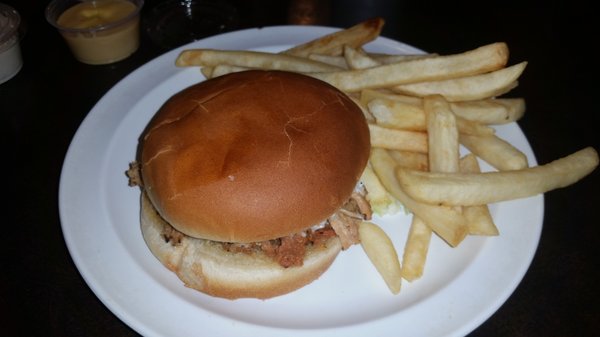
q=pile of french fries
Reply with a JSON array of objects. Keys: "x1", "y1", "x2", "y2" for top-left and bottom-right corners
[{"x1": 175, "y1": 17, "x2": 599, "y2": 295}]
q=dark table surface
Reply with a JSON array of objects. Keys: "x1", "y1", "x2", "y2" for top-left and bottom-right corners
[{"x1": 3, "y1": 0, "x2": 598, "y2": 336}]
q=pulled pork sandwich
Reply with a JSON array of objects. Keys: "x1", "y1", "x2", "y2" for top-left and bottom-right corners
[{"x1": 127, "y1": 70, "x2": 372, "y2": 299}]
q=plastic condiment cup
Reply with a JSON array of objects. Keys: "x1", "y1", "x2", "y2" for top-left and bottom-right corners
[
  {"x1": 45, "y1": 0, "x2": 144, "y2": 65},
  {"x1": 0, "y1": 3, "x2": 23, "y2": 84}
]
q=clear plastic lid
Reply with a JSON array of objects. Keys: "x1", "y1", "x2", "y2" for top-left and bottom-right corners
[{"x1": 0, "y1": 3, "x2": 20, "y2": 48}]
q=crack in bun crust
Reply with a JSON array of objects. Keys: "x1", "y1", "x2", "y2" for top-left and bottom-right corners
[{"x1": 140, "y1": 70, "x2": 371, "y2": 243}]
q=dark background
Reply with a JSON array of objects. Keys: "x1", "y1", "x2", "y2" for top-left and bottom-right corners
[{"x1": 2, "y1": 0, "x2": 598, "y2": 336}]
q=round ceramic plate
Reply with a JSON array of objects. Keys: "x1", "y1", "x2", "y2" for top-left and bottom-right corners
[{"x1": 59, "y1": 26, "x2": 543, "y2": 337}]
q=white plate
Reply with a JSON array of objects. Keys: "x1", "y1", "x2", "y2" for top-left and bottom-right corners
[{"x1": 59, "y1": 26, "x2": 543, "y2": 337}]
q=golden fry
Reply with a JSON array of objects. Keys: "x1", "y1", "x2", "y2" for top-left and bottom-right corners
[
  {"x1": 361, "y1": 89, "x2": 524, "y2": 125},
  {"x1": 460, "y1": 133, "x2": 528, "y2": 171},
  {"x1": 388, "y1": 150, "x2": 429, "y2": 171},
  {"x1": 401, "y1": 216, "x2": 431, "y2": 282},
  {"x1": 307, "y1": 53, "x2": 349, "y2": 69},
  {"x1": 283, "y1": 17, "x2": 385, "y2": 57},
  {"x1": 396, "y1": 147, "x2": 599, "y2": 206},
  {"x1": 344, "y1": 45, "x2": 380, "y2": 69},
  {"x1": 393, "y1": 62, "x2": 527, "y2": 101},
  {"x1": 368, "y1": 98, "x2": 425, "y2": 131},
  {"x1": 310, "y1": 42, "x2": 510, "y2": 92},
  {"x1": 176, "y1": 49, "x2": 341, "y2": 72},
  {"x1": 451, "y1": 98, "x2": 526, "y2": 124},
  {"x1": 424, "y1": 95, "x2": 460, "y2": 173},
  {"x1": 369, "y1": 53, "x2": 438, "y2": 64},
  {"x1": 460, "y1": 154, "x2": 499, "y2": 236},
  {"x1": 359, "y1": 221, "x2": 403, "y2": 294},
  {"x1": 369, "y1": 124, "x2": 428, "y2": 153}
]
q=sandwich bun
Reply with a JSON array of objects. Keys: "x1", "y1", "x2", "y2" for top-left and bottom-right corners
[
  {"x1": 140, "y1": 70, "x2": 370, "y2": 243},
  {"x1": 141, "y1": 192, "x2": 342, "y2": 299}
]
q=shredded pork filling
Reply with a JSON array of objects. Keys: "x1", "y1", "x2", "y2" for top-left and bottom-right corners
[
  {"x1": 221, "y1": 228, "x2": 337, "y2": 268},
  {"x1": 127, "y1": 161, "x2": 372, "y2": 268}
]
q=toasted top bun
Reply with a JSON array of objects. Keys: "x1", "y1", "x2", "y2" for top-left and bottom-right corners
[{"x1": 140, "y1": 70, "x2": 370, "y2": 243}]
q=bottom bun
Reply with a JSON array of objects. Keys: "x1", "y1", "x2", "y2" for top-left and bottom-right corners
[{"x1": 140, "y1": 192, "x2": 343, "y2": 299}]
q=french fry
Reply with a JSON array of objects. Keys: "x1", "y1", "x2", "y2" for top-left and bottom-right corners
[
  {"x1": 388, "y1": 150, "x2": 429, "y2": 171},
  {"x1": 361, "y1": 89, "x2": 525, "y2": 125},
  {"x1": 424, "y1": 95, "x2": 460, "y2": 173},
  {"x1": 368, "y1": 98, "x2": 425, "y2": 131},
  {"x1": 368, "y1": 97, "x2": 494, "y2": 136},
  {"x1": 393, "y1": 62, "x2": 527, "y2": 101},
  {"x1": 395, "y1": 147, "x2": 599, "y2": 206},
  {"x1": 310, "y1": 42, "x2": 510, "y2": 92},
  {"x1": 175, "y1": 49, "x2": 341, "y2": 72},
  {"x1": 451, "y1": 98, "x2": 526, "y2": 124},
  {"x1": 209, "y1": 64, "x2": 250, "y2": 78},
  {"x1": 346, "y1": 47, "x2": 438, "y2": 69},
  {"x1": 460, "y1": 154, "x2": 499, "y2": 236},
  {"x1": 307, "y1": 53, "x2": 349, "y2": 69},
  {"x1": 401, "y1": 216, "x2": 431, "y2": 281},
  {"x1": 360, "y1": 89, "x2": 414, "y2": 105},
  {"x1": 460, "y1": 133, "x2": 529, "y2": 171},
  {"x1": 283, "y1": 17, "x2": 385, "y2": 57},
  {"x1": 369, "y1": 53, "x2": 438, "y2": 64},
  {"x1": 359, "y1": 221, "x2": 402, "y2": 294},
  {"x1": 370, "y1": 148, "x2": 467, "y2": 246},
  {"x1": 200, "y1": 67, "x2": 214, "y2": 78},
  {"x1": 344, "y1": 45, "x2": 380, "y2": 69},
  {"x1": 455, "y1": 118, "x2": 496, "y2": 136},
  {"x1": 400, "y1": 95, "x2": 462, "y2": 281},
  {"x1": 360, "y1": 89, "x2": 422, "y2": 106},
  {"x1": 369, "y1": 124, "x2": 428, "y2": 153}
]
